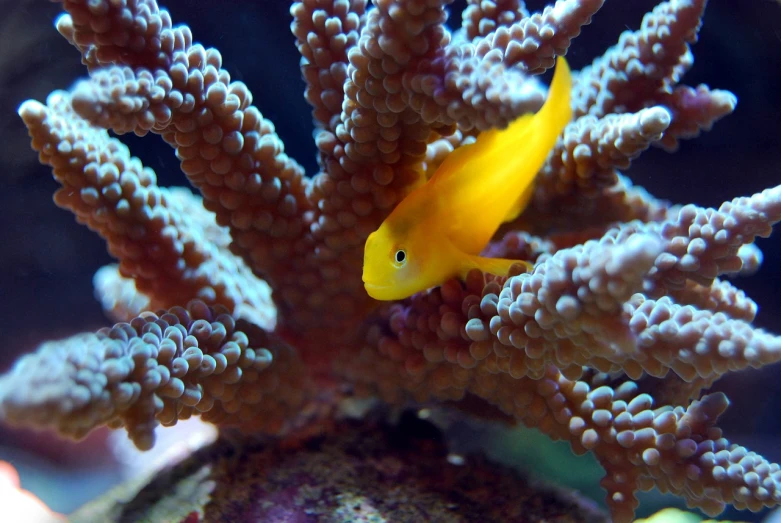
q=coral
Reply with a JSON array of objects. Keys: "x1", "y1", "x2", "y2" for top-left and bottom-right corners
[
  {"x1": 18, "y1": 92, "x2": 276, "y2": 329},
  {"x1": 68, "y1": 417, "x2": 608, "y2": 522},
  {"x1": 1, "y1": 0, "x2": 780, "y2": 521},
  {"x1": 0, "y1": 300, "x2": 309, "y2": 450}
]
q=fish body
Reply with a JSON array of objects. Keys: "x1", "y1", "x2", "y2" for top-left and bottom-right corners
[{"x1": 362, "y1": 57, "x2": 572, "y2": 301}]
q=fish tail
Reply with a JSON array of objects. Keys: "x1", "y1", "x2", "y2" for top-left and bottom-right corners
[
  {"x1": 458, "y1": 255, "x2": 534, "y2": 280},
  {"x1": 500, "y1": 56, "x2": 572, "y2": 152},
  {"x1": 497, "y1": 56, "x2": 573, "y2": 222},
  {"x1": 537, "y1": 56, "x2": 573, "y2": 139}
]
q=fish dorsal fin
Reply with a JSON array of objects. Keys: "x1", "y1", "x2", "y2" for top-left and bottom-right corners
[{"x1": 428, "y1": 129, "x2": 500, "y2": 185}]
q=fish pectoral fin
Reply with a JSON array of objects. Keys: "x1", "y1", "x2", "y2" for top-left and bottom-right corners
[{"x1": 460, "y1": 255, "x2": 533, "y2": 279}]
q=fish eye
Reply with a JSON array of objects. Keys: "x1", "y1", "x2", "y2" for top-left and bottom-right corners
[{"x1": 394, "y1": 249, "x2": 407, "y2": 266}]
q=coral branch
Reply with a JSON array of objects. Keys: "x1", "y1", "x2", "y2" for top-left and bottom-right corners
[
  {"x1": 477, "y1": 370, "x2": 781, "y2": 520},
  {"x1": 406, "y1": 0, "x2": 606, "y2": 130},
  {"x1": 0, "y1": 301, "x2": 310, "y2": 450},
  {"x1": 19, "y1": 92, "x2": 275, "y2": 324},
  {"x1": 572, "y1": 0, "x2": 707, "y2": 117},
  {"x1": 291, "y1": 0, "x2": 367, "y2": 134},
  {"x1": 462, "y1": 0, "x2": 531, "y2": 40},
  {"x1": 56, "y1": 0, "x2": 313, "y2": 323},
  {"x1": 534, "y1": 106, "x2": 672, "y2": 206}
]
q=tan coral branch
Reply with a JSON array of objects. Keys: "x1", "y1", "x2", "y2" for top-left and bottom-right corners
[
  {"x1": 0, "y1": 301, "x2": 310, "y2": 450},
  {"x1": 19, "y1": 92, "x2": 274, "y2": 325}
]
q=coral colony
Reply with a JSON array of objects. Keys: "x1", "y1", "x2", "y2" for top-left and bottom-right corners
[{"x1": 1, "y1": 0, "x2": 780, "y2": 520}]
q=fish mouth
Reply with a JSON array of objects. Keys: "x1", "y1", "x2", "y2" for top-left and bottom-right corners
[
  {"x1": 362, "y1": 281, "x2": 391, "y2": 298},
  {"x1": 362, "y1": 281, "x2": 389, "y2": 292}
]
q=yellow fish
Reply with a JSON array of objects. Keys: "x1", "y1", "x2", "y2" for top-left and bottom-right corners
[{"x1": 362, "y1": 57, "x2": 572, "y2": 301}]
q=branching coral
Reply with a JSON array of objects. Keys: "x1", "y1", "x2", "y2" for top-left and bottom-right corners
[
  {"x1": 1, "y1": 0, "x2": 779, "y2": 521},
  {"x1": 0, "y1": 300, "x2": 309, "y2": 451}
]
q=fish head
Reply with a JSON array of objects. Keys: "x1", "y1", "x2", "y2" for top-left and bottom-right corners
[{"x1": 362, "y1": 223, "x2": 423, "y2": 301}]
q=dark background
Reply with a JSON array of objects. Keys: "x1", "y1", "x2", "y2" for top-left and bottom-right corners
[{"x1": 0, "y1": 0, "x2": 779, "y2": 518}]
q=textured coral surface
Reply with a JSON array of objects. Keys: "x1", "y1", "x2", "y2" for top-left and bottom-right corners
[
  {"x1": 1, "y1": 0, "x2": 780, "y2": 521},
  {"x1": 69, "y1": 416, "x2": 609, "y2": 522}
]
